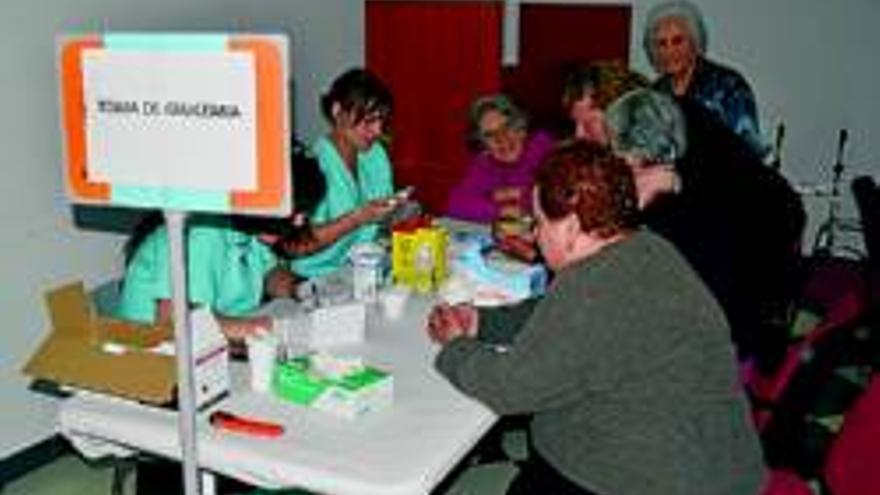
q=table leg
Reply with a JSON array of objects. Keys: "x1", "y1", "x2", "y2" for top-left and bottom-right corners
[{"x1": 200, "y1": 471, "x2": 216, "y2": 495}]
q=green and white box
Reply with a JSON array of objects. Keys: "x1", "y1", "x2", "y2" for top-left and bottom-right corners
[{"x1": 274, "y1": 354, "x2": 393, "y2": 420}]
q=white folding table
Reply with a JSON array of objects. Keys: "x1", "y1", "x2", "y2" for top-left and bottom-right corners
[{"x1": 58, "y1": 294, "x2": 496, "y2": 495}]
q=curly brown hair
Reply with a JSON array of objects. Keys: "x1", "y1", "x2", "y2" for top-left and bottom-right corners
[
  {"x1": 535, "y1": 141, "x2": 639, "y2": 239},
  {"x1": 562, "y1": 61, "x2": 649, "y2": 112}
]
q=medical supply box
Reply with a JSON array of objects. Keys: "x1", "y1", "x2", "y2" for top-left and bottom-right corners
[
  {"x1": 391, "y1": 215, "x2": 448, "y2": 292},
  {"x1": 274, "y1": 353, "x2": 393, "y2": 420},
  {"x1": 23, "y1": 281, "x2": 229, "y2": 408}
]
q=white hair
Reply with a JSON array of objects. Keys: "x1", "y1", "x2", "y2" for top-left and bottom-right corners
[{"x1": 643, "y1": 0, "x2": 708, "y2": 70}]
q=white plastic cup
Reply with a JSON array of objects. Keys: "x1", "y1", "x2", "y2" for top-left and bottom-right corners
[
  {"x1": 246, "y1": 334, "x2": 278, "y2": 393},
  {"x1": 381, "y1": 287, "x2": 409, "y2": 320}
]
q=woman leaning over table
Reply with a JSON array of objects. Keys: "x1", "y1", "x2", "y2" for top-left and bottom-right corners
[
  {"x1": 561, "y1": 61, "x2": 649, "y2": 144},
  {"x1": 287, "y1": 68, "x2": 402, "y2": 278},
  {"x1": 427, "y1": 141, "x2": 765, "y2": 495},
  {"x1": 605, "y1": 88, "x2": 804, "y2": 374}
]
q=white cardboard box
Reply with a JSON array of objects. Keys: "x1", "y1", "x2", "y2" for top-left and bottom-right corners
[{"x1": 261, "y1": 299, "x2": 366, "y2": 352}]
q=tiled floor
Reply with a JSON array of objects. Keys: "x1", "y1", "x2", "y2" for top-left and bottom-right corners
[{"x1": 4, "y1": 449, "x2": 518, "y2": 495}]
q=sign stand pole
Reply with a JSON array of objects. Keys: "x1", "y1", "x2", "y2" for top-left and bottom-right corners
[
  {"x1": 165, "y1": 210, "x2": 200, "y2": 495},
  {"x1": 57, "y1": 33, "x2": 288, "y2": 495}
]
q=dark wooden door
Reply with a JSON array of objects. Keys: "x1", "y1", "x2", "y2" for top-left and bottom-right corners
[{"x1": 366, "y1": 1, "x2": 631, "y2": 213}]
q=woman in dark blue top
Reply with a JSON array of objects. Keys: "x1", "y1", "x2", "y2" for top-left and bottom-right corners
[{"x1": 643, "y1": 0, "x2": 766, "y2": 157}]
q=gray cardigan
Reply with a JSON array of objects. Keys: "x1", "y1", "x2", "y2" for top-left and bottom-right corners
[{"x1": 436, "y1": 229, "x2": 765, "y2": 495}]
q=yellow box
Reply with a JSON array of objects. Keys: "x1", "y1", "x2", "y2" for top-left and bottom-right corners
[{"x1": 391, "y1": 220, "x2": 448, "y2": 292}]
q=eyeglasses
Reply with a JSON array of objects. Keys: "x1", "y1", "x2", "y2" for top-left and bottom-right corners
[{"x1": 480, "y1": 121, "x2": 514, "y2": 143}]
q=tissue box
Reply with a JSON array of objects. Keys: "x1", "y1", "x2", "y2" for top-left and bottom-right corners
[{"x1": 274, "y1": 355, "x2": 393, "y2": 420}]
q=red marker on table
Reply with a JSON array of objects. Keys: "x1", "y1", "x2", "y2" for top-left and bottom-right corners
[{"x1": 209, "y1": 411, "x2": 284, "y2": 438}]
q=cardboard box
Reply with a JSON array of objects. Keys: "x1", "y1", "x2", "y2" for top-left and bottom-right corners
[
  {"x1": 23, "y1": 281, "x2": 229, "y2": 408},
  {"x1": 274, "y1": 354, "x2": 393, "y2": 420}
]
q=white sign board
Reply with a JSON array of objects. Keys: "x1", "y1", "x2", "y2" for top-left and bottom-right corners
[{"x1": 59, "y1": 34, "x2": 290, "y2": 215}]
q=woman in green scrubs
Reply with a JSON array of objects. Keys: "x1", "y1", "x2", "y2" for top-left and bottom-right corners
[
  {"x1": 289, "y1": 68, "x2": 402, "y2": 278},
  {"x1": 116, "y1": 143, "x2": 327, "y2": 340}
]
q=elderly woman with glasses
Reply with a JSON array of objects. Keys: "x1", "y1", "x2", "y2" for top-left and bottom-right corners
[
  {"x1": 445, "y1": 94, "x2": 554, "y2": 227},
  {"x1": 428, "y1": 141, "x2": 765, "y2": 495},
  {"x1": 644, "y1": 0, "x2": 766, "y2": 156}
]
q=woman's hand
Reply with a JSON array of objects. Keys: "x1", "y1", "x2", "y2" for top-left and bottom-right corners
[
  {"x1": 427, "y1": 303, "x2": 478, "y2": 345},
  {"x1": 219, "y1": 315, "x2": 273, "y2": 342},
  {"x1": 495, "y1": 233, "x2": 539, "y2": 263},
  {"x1": 155, "y1": 299, "x2": 272, "y2": 343},
  {"x1": 264, "y1": 266, "x2": 299, "y2": 299},
  {"x1": 358, "y1": 196, "x2": 401, "y2": 224},
  {"x1": 633, "y1": 165, "x2": 680, "y2": 208},
  {"x1": 492, "y1": 186, "x2": 521, "y2": 205}
]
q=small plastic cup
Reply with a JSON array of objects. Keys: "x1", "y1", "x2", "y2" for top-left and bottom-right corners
[
  {"x1": 246, "y1": 334, "x2": 278, "y2": 393},
  {"x1": 381, "y1": 286, "x2": 409, "y2": 320},
  {"x1": 279, "y1": 310, "x2": 312, "y2": 359}
]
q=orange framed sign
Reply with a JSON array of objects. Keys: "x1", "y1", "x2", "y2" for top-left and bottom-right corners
[{"x1": 59, "y1": 33, "x2": 290, "y2": 215}]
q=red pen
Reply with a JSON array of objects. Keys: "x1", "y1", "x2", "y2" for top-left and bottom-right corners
[{"x1": 209, "y1": 411, "x2": 284, "y2": 438}]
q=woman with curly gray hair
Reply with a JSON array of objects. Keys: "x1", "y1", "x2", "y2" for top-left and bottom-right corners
[{"x1": 643, "y1": 0, "x2": 766, "y2": 156}]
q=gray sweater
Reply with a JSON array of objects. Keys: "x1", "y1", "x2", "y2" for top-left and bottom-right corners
[{"x1": 436, "y1": 230, "x2": 765, "y2": 495}]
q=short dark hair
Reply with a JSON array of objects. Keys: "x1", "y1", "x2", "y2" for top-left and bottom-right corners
[
  {"x1": 230, "y1": 139, "x2": 326, "y2": 240},
  {"x1": 535, "y1": 141, "x2": 639, "y2": 238},
  {"x1": 320, "y1": 68, "x2": 393, "y2": 124},
  {"x1": 290, "y1": 140, "x2": 326, "y2": 215}
]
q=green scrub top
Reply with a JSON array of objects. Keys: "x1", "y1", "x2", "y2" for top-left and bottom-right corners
[
  {"x1": 116, "y1": 216, "x2": 278, "y2": 324},
  {"x1": 291, "y1": 136, "x2": 394, "y2": 278}
]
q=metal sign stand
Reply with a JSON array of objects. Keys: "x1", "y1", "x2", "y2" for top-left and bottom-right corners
[{"x1": 165, "y1": 210, "x2": 200, "y2": 495}]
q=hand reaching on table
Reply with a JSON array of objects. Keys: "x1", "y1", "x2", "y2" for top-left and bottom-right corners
[
  {"x1": 491, "y1": 186, "x2": 522, "y2": 206},
  {"x1": 263, "y1": 266, "x2": 300, "y2": 299},
  {"x1": 218, "y1": 315, "x2": 273, "y2": 342},
  {"x1": 427, "y1": 303, "x2": 479, "y2": 345},
  {"x1": 495, "y1": 233, "x2": 539, "y2": 263},
  {"x1": 632, "y1": 164, "x2": 680, "y2": 208}
]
